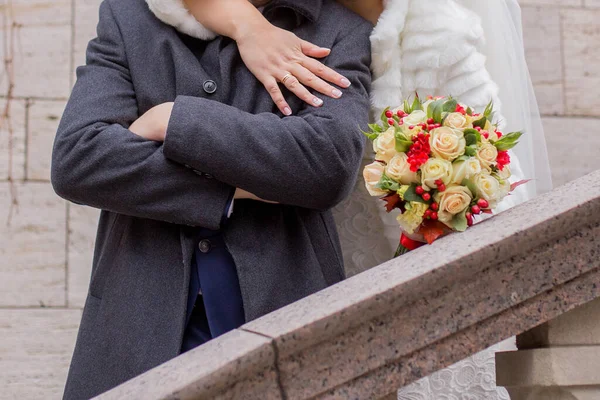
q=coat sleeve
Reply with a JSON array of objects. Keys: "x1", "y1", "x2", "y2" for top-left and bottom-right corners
[
  {"x1": 163, "y1": 22, "x2": 373, "y2": 211},
  {"x1": 51, "y1": 0, "x2": 234, "y2": 230}
]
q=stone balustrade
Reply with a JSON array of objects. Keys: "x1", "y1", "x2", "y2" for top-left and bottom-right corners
[{"x1": 95, "y1": 170, "x2": 600, "y2": 400}]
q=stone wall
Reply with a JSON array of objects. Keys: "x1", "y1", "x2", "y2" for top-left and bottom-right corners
[{"x1": 0, "y1": 1, "x2": 599, "y2": 398}]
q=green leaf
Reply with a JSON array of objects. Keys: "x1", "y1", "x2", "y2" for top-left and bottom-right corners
[
  {"x1": 461, "y1": 179, "x2": 478, "y2": 198},
  {"x1": 380, "y1": 107, "x2": 391, "y2": 125},
  {"x1": 394, "y1": 129, "x2": 413, "y2": 153},
  {"x1": 473, "y1": 116, "x2": 487, "y2": 129},
  {"x1": 361, "y1": 128, "x2": 379, "y2": 141},
  {"x1": 466, "y1": 107, "x2": 473, "y2": 116},
  {"x1": 483, "y1": 100, "x2": 494, "y2": 118},
  {"x1": 411, "y1": 96, "x2": 423, "y2": 112},
  {"x1": 443, "y1": 98, "x2": 458, "y2": 113},
  {"x1": 403, "y1": 99, "x2": 412, "y2": 114},
  {"x1": 451, "y1": 209, "x2": 468, "y2": 232},
  {"x1": 465, "y1": 145, "x2": 477, "y2": 157},
  {"x1": 454, "y1": 155, "x2": 470, "y2": 163},
  {"x1": 430, "y1": 99, "x2": 445, "y2": 124},
  {"x1": 404, "y1": 184, "x2": 428, "y2": 204},
  {"x1": 494, "y1": 131, "x2": 523, "y2": 151},
  {"x1": 376, "y1": 173, "x2": 400, "y2": 192},
  {"x1": 368, "y1": 123, "x2": 383, "y2": 133},
  {"x1": 465, "y1": 133, "x2": 478, "y2": 146}
]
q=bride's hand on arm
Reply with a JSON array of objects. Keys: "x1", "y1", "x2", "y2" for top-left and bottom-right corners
[{"x1": 184, "y1": 0, "x2": 351, "y2": 115}]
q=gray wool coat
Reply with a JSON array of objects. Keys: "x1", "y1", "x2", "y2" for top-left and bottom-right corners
[{"x1": 52, "y1": 0, "x2": 372, "y2": 398}]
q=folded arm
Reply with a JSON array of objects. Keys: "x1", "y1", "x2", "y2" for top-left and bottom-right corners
[
  {"x1": 51, "y1": 0, "x2": 233, "y2": 229},
  {"x1": 162, "y1": 23, "x2": 373, "y2": 211}
]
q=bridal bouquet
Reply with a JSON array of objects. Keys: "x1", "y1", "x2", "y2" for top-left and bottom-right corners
[{"x1": 362, "y1": 96, "x2": 527, "y2": 256}]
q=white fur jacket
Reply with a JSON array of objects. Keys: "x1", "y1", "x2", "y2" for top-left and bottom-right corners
[{"x1": 146, "y1": 0, "x2": 500, "y2": 114}]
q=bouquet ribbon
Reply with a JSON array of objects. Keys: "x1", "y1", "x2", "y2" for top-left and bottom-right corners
[{"x1": 400, "y1": 233, "x2": 426, "y2": 251}]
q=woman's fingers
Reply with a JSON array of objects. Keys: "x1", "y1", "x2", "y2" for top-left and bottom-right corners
[
  {"x1": 290, "y1": 64, "x2": 343, "y2": 100},
  {"x1": 302, "y1": 57, "x2": 351, "y2": 88},
  {"x1": 263, "y1": 77, "x2": 292, "y2": 116},
  {"x1": 300, "y1": 39, "x2": 331, "y2": 58},
  {"x1": 280, "y1": 72, "x2": 324, "y2": 108}
]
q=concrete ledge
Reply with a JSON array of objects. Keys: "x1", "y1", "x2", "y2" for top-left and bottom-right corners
[
  {"x1": 98, "y1": 170, "x2": 600, "y2": 399},
  {"x1": 95, "y1": 329, "x2": 281, "y2": 400},
  {"x1": 497, "y1": 346, "x2": 600, "y2": 387}
]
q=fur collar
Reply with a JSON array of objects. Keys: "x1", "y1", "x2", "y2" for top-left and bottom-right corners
[{"x1": 145, "y1": 0, "x2": 323, "y2": 40}]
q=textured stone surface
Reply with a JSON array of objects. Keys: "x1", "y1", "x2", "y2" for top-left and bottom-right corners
[
  {"x1": 0, "y1": 99, "x2": 26, "y2": 181},
  {"x1": 497, "y1": 346, "x2": 600, "y2": 387},
  {"x1": 67, "y1": 204, "x2": 99, "y2": 308},
  {"x1": 517, "y1": 298, "x2": 600, "y2": 348},
  {"x1": 27, "y1": 100, "x2": 65, "y2": 181},
  {"x1": 0, "y1": 309, "x2": 80, "y2": 400},
  {"x1": 97, "y1": 329, "x2": 282, "y2": 400},
  {"x1": 543, "y1": 116, "x2": 600, "y2": 186},
  {"x1": 0, "y1": 13, "x2": 71, "y2": 99},
  {"x1": 0, "y1": 182, "x2": 66, "y2": 307}
]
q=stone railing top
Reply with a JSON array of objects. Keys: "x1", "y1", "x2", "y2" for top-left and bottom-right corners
[{"x1": 99, "y1": 170, "x2": 600, "y2": 400}]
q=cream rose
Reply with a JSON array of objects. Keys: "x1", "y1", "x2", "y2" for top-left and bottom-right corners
[
  {"x1": 373, "y1": 127, "x2": 397, "y2": 163},
  {"x1": 421, "y1": 158, "x2": 453, "y2": 191},
  {"x1": 444, "y1": 112, "x2": 471, "y2": 130},
  {"x1": 476, "y1": 142, "x2": 499, "y2": 170},
  {"x1": 386, "y1": 153, "x2": 419, "y2": 184},
  {"x1": 434, "y1": 185, "x2": 473, "y2": 227},
  {"x1": 397, "y1": 202, "x2": 429, "y2": 234},
  {"x1": 450, "y1": 157, "x2": 482, "y2": 184},
  {"x1": 496, "y1": 164, "x2": 512, "y2": 180},
  {"x1": 403, "y1": 110, "x2": 427, "y2": 126},
  {"x1": 473, "y1": 172, "x2": 505, "y2": 207},
  {"x1": 363, "y1": 161, "x2": 387, "y2": 197},
  {"x1": 429, "y1": 127, "x2": 466, "y2": 161}
]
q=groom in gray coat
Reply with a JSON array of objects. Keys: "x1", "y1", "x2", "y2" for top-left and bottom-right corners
[{"x1": 52, "y1": 0, "x2": 372, "y2": 398}]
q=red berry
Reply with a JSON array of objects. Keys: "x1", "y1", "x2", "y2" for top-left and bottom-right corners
[
  {"x1": 409, "y1": 125, "x2": 415, "y2": 130},
  {"x1": 466, "y1": 212, "x2": 474, "y2": 227},
  {"x1": 475, "y1": 126, "x2": 482, "y2": 131},
  {"x1": 483, "y1": 132, "x2": 489, "y2": 139},
  {"x1": 437, "y1": 184, "x2": 446, "y2": 192},
  {"x1": 388, "y1": 118, "x2": 395, "y2": 125},
  {"x1": 496, "y1": 131, "x2": 503, "y2": 138},
  {"x1": 471, "y1": 205, "x2": 481, "y2": 214},
  {"x1": 422, "y1": 193, "x2": 431, "y2": 201},
  {"x1": 398, "y1": 120, "x2": 404, "y2": 125},
  {"x1": 435, "y1": 179, "x2": 443, "y2": 186},
  {"x1": 415, "y1": 186, "x2": 425, "y2": 195},
  {"x1": 385, "y1": 110, "x2": 393, "y2": 118},
  {"x1": 430, "y1": 212, "x2": 438, "y2": 221},
  {"x1": 427, "y1": 118, "x2": 435, "y2": 124},
  {"x1": 424, "y1": 209, "x2": 432, "y2": 217},
  {"x1": 397, "y1": 110, "x2": 406, "y2": 117},
  {"x1": 428, "y1": 124, "x2": 436, "y2": 130},
  {"x1": 430, "y1": 202, "x2": 439, "y2": 211},
  {"x1": 477, "y1": 199, "x2": 489, "y2": 209}
]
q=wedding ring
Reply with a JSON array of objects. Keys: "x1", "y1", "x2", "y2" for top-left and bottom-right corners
[{"x1": 281, "y1": 73, "x2": 294, "y2": 85}]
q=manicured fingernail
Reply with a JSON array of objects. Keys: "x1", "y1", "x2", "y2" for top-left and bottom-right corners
[
  {"x1": 313, "y1": 97, "x2": 324, "y2": 106},
  {"x1": 283, "y1": 107, "x2": 292, "y2": 116},
  {"x1": 341, "y1": 78, "x2": 351, "y2": 88},
  {"x1": 332, "y1": 89, "x2": 343, "y2": 98}
]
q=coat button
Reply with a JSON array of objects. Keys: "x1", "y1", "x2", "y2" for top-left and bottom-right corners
[
  {"x1": 198, "y1": 239, "x2": 212, "y2": 253},
  {"x1": 203, "y1": 80, "x2": 217, "y2": 94}
]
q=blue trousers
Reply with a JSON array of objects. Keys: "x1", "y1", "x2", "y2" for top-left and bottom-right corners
[{"x1": 181, "y1": 230, "x2": 245, "y2": 353}]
